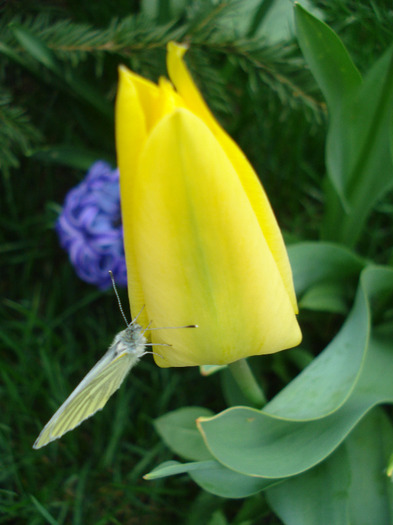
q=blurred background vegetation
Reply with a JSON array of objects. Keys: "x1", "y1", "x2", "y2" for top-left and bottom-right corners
[{"x1": 1, "y1": 0, "x2": 393, "y2": 523}]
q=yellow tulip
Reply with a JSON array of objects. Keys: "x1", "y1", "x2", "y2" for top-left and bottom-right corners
[{"x1": 116, "y1": 42, "x2": 301, "y2": 367}]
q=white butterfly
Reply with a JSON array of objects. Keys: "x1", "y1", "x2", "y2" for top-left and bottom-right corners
[
  {"x1": 33, "y1": 319, "x2": 147, "y2": 449},
  {"x1": 33, "y1": 272, "x2": 196, "y2": 449}
]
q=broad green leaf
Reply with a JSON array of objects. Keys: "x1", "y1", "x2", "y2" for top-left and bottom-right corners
[
  {"x1": 189, "y1": 461, "x2": 279, "y2": 499},
  {"x1": 265, "y1": 262, "x2": 371, "y2": 419},
  {"x1": 345, "y1": 407, "x2": 393, "y2": 525},
  {"x1": 197, "y1": 267, "x2": 393, "y2": 479},
  {"x1": 199, "y1": 404, "x2": 354, "y2": 479},
  {"x1": 248, "y1": 0, "x2": 323, "y2": 43},
  {"x1": 265, "y1": 408, "x2": 393, "y2": 524},
  {"x1": 288, "y1": 242, "x2": 366, "y2": 297},
  {"x1": 299, "y1": 281, "x2": 350, "y2": 313},
  {"x1": 266, "y1": 445, "x2": 351, "y2": 525},
  {"x1": 294, "y1": 4, "x2": 361, "y2": 113},
  {"x1": 205, "y1": 0, "x2": 322, "y2": 44},
  {"x1": 144, "y1": 459, "x2": 279, "y2": 498},
  {"x1": 326, "y1": 45, "x2": 393, "y2": 244},
  {"x1": 295, "y1": 5, "x2": 393, "y2": 245},
  {"x1": 154, "y1": 407, "x2": 214, "y2": 461}
]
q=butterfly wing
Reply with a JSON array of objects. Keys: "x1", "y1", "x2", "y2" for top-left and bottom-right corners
[{"x1": 33, "y1": 349, "x2": 137, "y2": 449}]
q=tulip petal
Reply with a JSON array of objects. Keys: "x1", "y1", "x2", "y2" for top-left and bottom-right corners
[
  {"x1": 166, "y1": 42, "x2": 219, "y2": 131},
  {"x1": 132, "y1": 108, "x2": 301, "y2": 367},
  {"x1": 116, "y1": 67, "x2": 187, "y2": 324},
  {"x1": 167, "y1": 42, "x2": 298, "y2": 313},
  {"x1": 116, "y1": 66, "x2": 151, "y2": 323}
]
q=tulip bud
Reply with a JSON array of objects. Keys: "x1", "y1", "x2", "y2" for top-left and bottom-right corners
[{"x1": 116, "y1": 42, "x2": 301, "y2": 367}]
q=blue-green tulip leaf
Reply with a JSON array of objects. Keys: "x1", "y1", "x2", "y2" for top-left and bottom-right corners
[
  {"x1": 197, "y1": 267, "x2": 393, "y2": 479},
  {"x1": 144, "y1": 460, "x2": 214, "y2": 479},
  {"x1": 266, "y1": 444, "x2": 351, "y2": 525},
  {"x1": 189, "y1": 460, "x2": 279, "y2": 499},
  {"x1": 266, "y1": 262, "x2": 371, "y2": 420},
  {"x1": 154, "y1": 407, "x2": 214, "y2": 461},
  {"x1": 288, "y1": 242, "x2": 366, "y2": 297},
  {"x1": 299, "y1": 281, "x2": 350, "y2": 313},
  {"x1": 345, "y1": 408, "x2": 393, "y2": 525},
  {"x1": 144, "y1": 459, "x2": 279, "y2": 499},
  {"x1": 266, "y1": 408, "x2": 393, "y2": 525}
]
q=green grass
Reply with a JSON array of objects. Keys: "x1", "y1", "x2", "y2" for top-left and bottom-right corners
[
  {"x1": 0, "y1": 158, "x2": 230, "y2": 523},
  {"x1": 0, "y1": 155, "x2": 224, "y2": 522},
  {"x1": 0, "y1": 162, "x2": 207, "y2": 524}
]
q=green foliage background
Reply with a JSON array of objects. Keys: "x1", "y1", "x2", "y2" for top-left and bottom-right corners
[{"x1": 1, "y1": 0, "x2": 393, "y2": 523}]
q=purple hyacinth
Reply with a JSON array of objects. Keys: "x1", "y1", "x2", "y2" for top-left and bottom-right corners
[{"x1": 56, "y1": 161, "x2": 127, "y2": 290}]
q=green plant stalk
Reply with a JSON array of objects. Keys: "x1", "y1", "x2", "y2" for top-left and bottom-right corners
[{"x1": 228, "y1": 359, "x2": 266, "y2": 408}]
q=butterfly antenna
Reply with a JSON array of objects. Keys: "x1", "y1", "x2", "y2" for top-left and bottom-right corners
[{"x1": 109, "y1": 271, "x2": 129, "y2": 327}]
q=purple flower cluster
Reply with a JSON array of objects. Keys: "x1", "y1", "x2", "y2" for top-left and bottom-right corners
[{"x1": 56, "y1": 161, "x2": 127, "y2": 290}]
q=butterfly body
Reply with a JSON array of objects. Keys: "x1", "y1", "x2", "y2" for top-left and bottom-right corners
[{"x1": 33, "y1": 321, "x2": 146, "y2": 449}]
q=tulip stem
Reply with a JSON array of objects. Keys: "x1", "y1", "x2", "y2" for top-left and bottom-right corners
[{"x1": 228, "y1": 359, "x2": 266, "y2": 408}]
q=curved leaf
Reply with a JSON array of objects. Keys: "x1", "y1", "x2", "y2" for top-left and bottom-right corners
[
  {"x1": 265, "y1": 408, "x2": 393, "y2": 525},
  {"x1": 265, "y1": 270, "x2": 370, "y2": 419},
  {"x1": 154, "y1": 407, "x2": 214, "y2": 461},
  {"x1": 288, "y1": 242, "x2": 366, "y2": 297},
  {"x1": 144, "y1": 459, "x2": 215, "y2": 479},
  {"x1": 345, "y1": 408, "x2": 393, "y2": 525},
  {"x1": 197, "y1": 267, "x2": 393, "y2": 479},
  {"x1": 266, "y1": 445, "x2": 351, "y2": 525},
  {"x1": 189, "y1": 462, "x2": 277, "y2": 499},
  {"x1": 144, "y1": 459, "x2": 278, "y2": 499}
]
